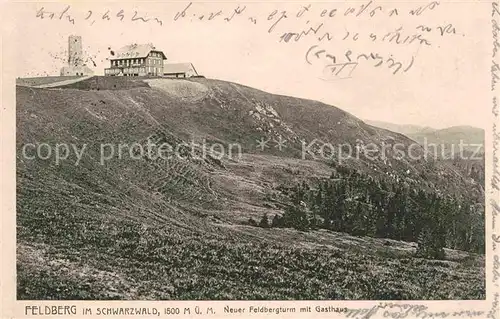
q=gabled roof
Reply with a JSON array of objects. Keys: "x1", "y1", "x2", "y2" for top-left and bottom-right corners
[
  {"x1": 163, "y1": 63, "x2": 198, "y2": 75},
  {"x1": 111, "y1": 43, "x2": 166, "y2": 60}
]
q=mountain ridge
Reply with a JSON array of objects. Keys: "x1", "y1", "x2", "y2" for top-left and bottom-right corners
[{"x1": 364, "y1": 120, "x2": 484, "y2": 148}]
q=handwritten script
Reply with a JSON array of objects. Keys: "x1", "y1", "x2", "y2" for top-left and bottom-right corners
[
  {"x1": 491, "y1": 2, "x2": 500, "y2": 319},
  {"x1": 32, "y1": 1, "x2": 468, "y2": 80},
  {"x1": 343, "y1": 303, "x2": 486, "y2": 319}
]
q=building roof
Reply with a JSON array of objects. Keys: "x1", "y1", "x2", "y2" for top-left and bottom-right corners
[
  {"x1": 163, "y1": 63, "x2": 198, "y2": 75},
  {"x1": 111, "y1": 43, "x2": 166, "y2": 60}
]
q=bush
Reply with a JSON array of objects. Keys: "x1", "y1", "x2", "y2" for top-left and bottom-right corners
[
  {"x1": 247, "y1": 218, "x2": 257, "y2": 227},
  {"x1": 271, "y1": 214, "x2": 284, "y2": 228},
  {"x1": 258, "y1": 213, "x2": 270, "y2": 228}
]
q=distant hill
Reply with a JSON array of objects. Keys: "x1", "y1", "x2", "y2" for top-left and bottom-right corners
[
  {"x1": 407, "y1": 126, "x2": 484, "y2": 149},
  {"x1": 409, "y1": 126, "x2": 485, "y2": 187},
  {"x1": 365, "y1": 120, "x2": 484, "y2": 152},
  {"x1": 364, "y1": 120, "x2": 436, "y2": 135},
  {"x1": 16, "y1": 77, "x2": 485, "y2": 300},
  {"x1": 365, "y1": 121, "x2": 485, "y2": 186}
]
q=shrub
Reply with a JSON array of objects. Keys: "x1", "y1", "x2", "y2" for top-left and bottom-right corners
[
  {"x1": 271, "y1": 214, "x2": 284, "y2": 228},
  {"x1": 247, "y1": 218, "x2": 257, "y2": 227},
  {"x1": 258, "y1": 213, "x2": 270, "y2": 228}
]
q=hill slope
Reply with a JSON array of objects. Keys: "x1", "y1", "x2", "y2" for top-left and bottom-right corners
[{"x1": 16, "y1": 77, "x2": 485, "y2": 300}]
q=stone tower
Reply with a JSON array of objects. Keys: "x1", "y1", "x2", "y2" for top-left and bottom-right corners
[
  {"x1": 68, "y1": 35, "x2": 83, "y2": 67},
  {"x1": 60, "y1": 35, "x2": 94, "y2": 76}
]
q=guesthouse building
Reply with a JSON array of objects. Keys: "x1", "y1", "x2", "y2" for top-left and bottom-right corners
[{"x1": 104, "y1": 43, "x2": 166, "y2": 76}]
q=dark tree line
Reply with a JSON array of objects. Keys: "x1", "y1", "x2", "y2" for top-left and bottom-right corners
[{"x1": 254, "y1": 165, "x2": 484, "y2": 259}]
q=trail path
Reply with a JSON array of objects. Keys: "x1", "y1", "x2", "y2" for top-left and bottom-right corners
[{"x1": 33, "y1": 76, "x2": 94, "y2": 88}]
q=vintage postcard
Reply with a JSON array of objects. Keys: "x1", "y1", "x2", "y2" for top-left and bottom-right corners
[{"x1": 1, "y1": 0, "x2": 499, "y2": 318}]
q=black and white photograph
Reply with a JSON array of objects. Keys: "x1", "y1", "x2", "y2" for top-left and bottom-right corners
[{"x1": 1, "y1": 0, "x2": 500, "y2": 317}]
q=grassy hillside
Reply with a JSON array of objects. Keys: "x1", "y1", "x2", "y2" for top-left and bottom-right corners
[{"x1": 16, "y1": 77, "x2": 485, "y2": 300}]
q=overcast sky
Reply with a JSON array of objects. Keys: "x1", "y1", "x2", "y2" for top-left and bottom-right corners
[{"x1": 11, "y1": 1, "x2": 491, "y2": 129}]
